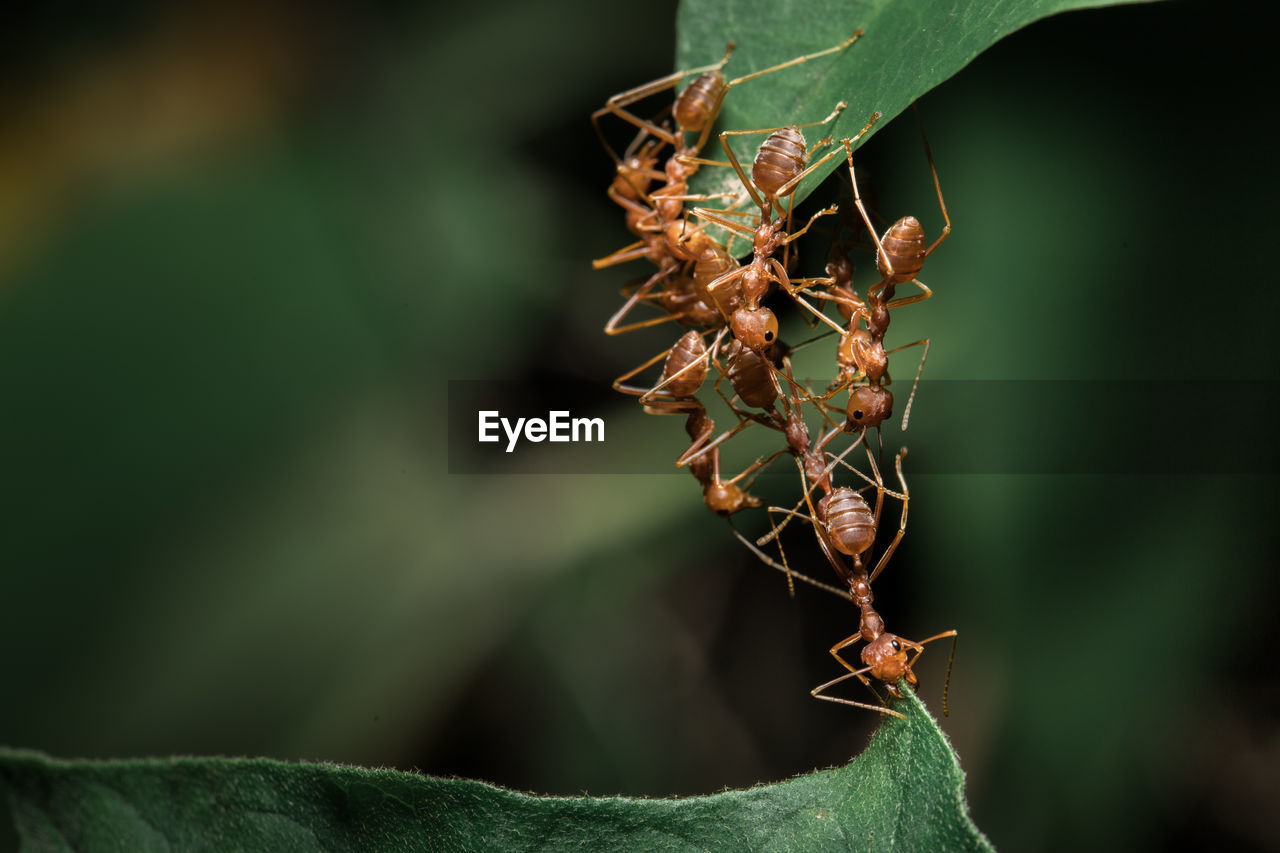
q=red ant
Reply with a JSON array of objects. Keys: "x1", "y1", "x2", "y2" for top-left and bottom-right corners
[
  {"x1": 594, "y1": 35, "x2": 865, "y2": 337},
  {"x1": 687, "y1": 107, "x2": 881, "y2": 352},
  {"x1": 823, "y1": 110, "x2": 951, "y2": 430},
  {"x1": 793, "y1": 443, "x2": 957, "y2": 717}
]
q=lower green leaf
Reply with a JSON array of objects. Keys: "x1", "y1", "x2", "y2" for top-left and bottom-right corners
[{"x1": 0, "y1": 687, "x2": 991, "y2": 851}]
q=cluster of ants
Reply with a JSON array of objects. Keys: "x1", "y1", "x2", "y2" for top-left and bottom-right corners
[{"x1": 592, "y1": 32, "x2": 956, "y2": 720}]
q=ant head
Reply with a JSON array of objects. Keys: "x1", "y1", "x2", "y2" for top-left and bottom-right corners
[
  {"x1": 846, "y1": 385, "x2": 893, "y2": 430},
  {"x1": 703, "y1": 481, "x2": 761, "y2": 516},
  {"x1": 862, "y1": 633, "x2": 916, "y2": 687},
  {"x1": 730, "y1": 306, "x2": 778, "y2": 350}
]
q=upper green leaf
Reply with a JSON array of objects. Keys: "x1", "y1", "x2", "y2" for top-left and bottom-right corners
[
  {"x1": 0, "y1": 687, "x2": 990, "y2": 852},
  {"x1": 676, "y1": 0, "x2": 1162, "y2": 212}
]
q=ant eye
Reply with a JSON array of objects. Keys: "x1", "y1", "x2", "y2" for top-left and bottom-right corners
[
  {"x1": 891, "y1": 639, "x2": 901, "y2": 651},
  {"x1": 852, "y1": 410, "x2": 864, "y2": 420},
  {"x1": 764, "y1": 330, "x2": 774, "y2": 341}
]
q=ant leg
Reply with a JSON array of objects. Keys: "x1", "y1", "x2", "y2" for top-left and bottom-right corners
[
  {"x1": 768, "y1": 502, "x2": 797, "y2": 597},
  {"x1": 811, "y1": 673, "x2": 905, "y2": 719},
  {"x1": 808, "y1": 284, "x2": 866, "y2": 313},
  {"x1": 881, "y1": 278, "x2": 933, "y2": 309},
  {"x1": 781, "y1": 190, "x2": 798, "y2": 274},
  {"x1": 604, "y1": 310, "x2": 685, "y2": 336},
  {"x1": 612, "y1": 342, "x2": 679, "y2": 397},
  {"x1": 914, "y1": 105, "x2": 951, "y2": 258},
  {"x1": 756, "y1": 495, "x2": 813, "y2": 546},
  {"x1": 902, "y1": 630, "x2": 958, "y2": 716},
  {"x1": 717, "y1": 100, "x2": 849, "y2": 141},
  {"x1": 868, "y1": 449, "x2": 911, "y2": 583},
  {"x1": 727, "y1": 520, "x2": 852, "y2": 601},
  {"x1": 592, "y1": 239, "x2": 652, "y2": 270},
  {"x1": 757, "y1": 439, "x2": 846, "y2": 549},
  {"x1": 844, "y1": 137, "x2": 895, "y2": 282},
  {"x1": 813, "y1": 428, "x2": 869, "y2": 489},
  {"x1": 690, "y1": 206, "x2": 759, "y2": 238},
  {"x1": 639, "y1": 328, "x2": 726, "y2": 404},
  {"x1": 724, "y1": 447, "x2": 788, "y2": 487},
  {"x1": 714, "y1": 133, "x2": 764, "y2": 214},
  {"x1": 781, "y1": 205, "x2": 840, "y2": 245},
  {"x1": 772, "y1": 110, "x2": 880, "y2": 201},
  {"x1": 813, "y1": 638, "x2": 904, "y2": 719},
  {"x1": 604, "y1": 268, "x2": 678, "y2": 336},
  {"x1": 823, "y1": 444, "x2": 907, "y2": 504},
  {"x1": 677, "y1": 417, "x2": 757, "y2": 467},
  {"x1": 867, "y1": 441, "x2": 888, "y2": 534},
  {"x1": 802, "y1": 375, "x2": 857, "y2": 406},
  {"x1": 715, "y1": 101, "x2": 849, "y2": 216},
  {"x1": 790, "y1": 292, "x2": 848, "y2": 335},
  {"x1": 591, "y1": 42, "x2": 736, "y2": 158},
  {"x1": 640, "y1": 398, "x2": 702, "y2": 418},
  {"x1": 652, "y1": 190, "x2": 740, "y2": 206},
  {"x1": 883, "y1": 337, "x2": 930, "y2": 430},
  {"x1": 811, "y1": 398, "x2": 847, "y2": 432},
  {"x1": 692, "y1": 29, "x2": 863, "y2": 150},
  {"x1": 620, "y1": 131, "x2": 668, "y2": 168},
  {"x1": 725, "y1": 29, "x2": 863, "y2": 85}
]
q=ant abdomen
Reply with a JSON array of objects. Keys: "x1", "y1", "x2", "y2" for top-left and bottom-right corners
[
  {"x1": 661, "y1": 330, "x2": 709, "y2": 397},
  {"x1": 823, "y1": 487, "x2": 876, "y2": 556},
  {"x1": 673, "y1": 71, "x2": 728, "y2": 132},
  {"x1": 694, "y1": 248, "x2": 742, "y2": 316},
  {"x1": 660, "y1": 274, "x2": 721, "y2": 326},
  {"x1": 880, "y1": 216, "x2": 927, "y2": 282},
  {"x1": 726, "y1": 342, "x2": 776, "y2": 409},
  {"x1": 751, "y1": 126, "x2": 807, "y2": 201}
]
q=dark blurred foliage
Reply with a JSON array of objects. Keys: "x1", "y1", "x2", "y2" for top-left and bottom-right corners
[{"x1": 0, "y1": 1, "x2": 1277, "y2": 852}]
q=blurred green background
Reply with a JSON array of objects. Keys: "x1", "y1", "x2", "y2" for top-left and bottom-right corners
[{"x1": 1, "y1": 1, "x2": 1276, "y2": 851}]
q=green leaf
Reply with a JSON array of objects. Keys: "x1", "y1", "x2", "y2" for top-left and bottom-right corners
[
  {"x1": 0, "y1": 688, "x2": 990, "y2": 851},
  {"x1": 677, "y1": 0, "x2": 1163, "y2": 213}
]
